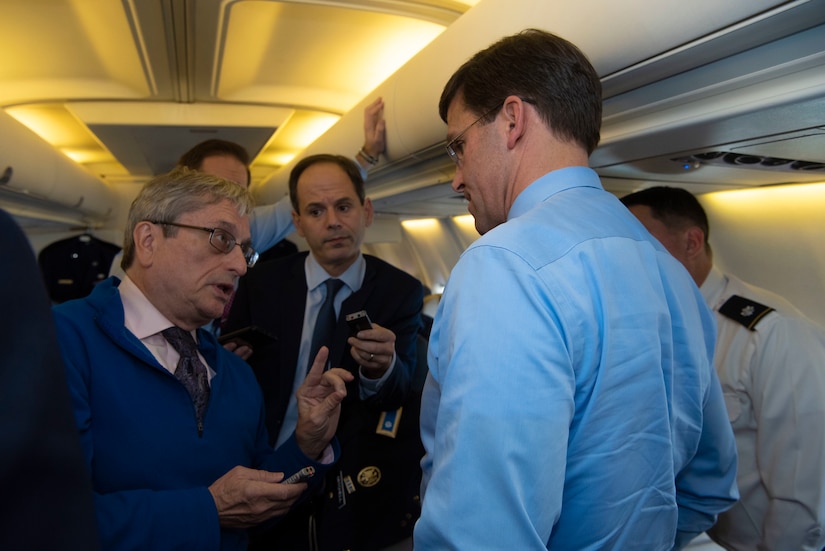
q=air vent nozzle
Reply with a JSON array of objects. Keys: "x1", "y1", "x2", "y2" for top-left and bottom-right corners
[{"x1": 672, "y1": 151, "x2": 825, "y2": 173}]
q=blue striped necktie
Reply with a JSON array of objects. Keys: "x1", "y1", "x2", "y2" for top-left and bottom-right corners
[{"x1": 308, "y1": 278, "x2": 344, "y2": 372}]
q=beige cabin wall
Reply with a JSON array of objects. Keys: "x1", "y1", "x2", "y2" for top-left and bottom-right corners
[{"x1": 701, "y1": 182, "x2": 825, "y2": 328}]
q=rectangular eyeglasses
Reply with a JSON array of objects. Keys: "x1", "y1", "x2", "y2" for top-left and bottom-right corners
[{"x1": 149, "y1": 220, "x2": 259, "y2": 268}]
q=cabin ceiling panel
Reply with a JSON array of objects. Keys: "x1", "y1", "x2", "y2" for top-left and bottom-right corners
[
  {"x1": 89, "y1": 124, "x2": 278, "y2": 177},
  {"x1": 0, "y1": 0, "x2": 460, "y2": 198},
  {"x1": 255, "y1": 0, "x2": 806, "y2": 207},
  {"x1": 205, "y1": 2, "x2": 446, "y2": 112},
  {"x1": 731, "y1": 129, "x2": 825, "y2": 163},
  {"x1": 3, "y1": 0, "x2": 823, "y2": 225},
  {"x1": 0, "y1": 0, "x2": 166, "y2": 105}
]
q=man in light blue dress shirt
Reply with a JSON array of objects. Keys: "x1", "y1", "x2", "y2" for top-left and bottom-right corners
[{"x1": 415, "y1": 29, "x2": 739, "y2": 550}]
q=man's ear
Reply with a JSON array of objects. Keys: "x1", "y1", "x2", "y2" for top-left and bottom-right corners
[
  {"x1": 133, "y1": 221, "x2": 158, "y2": 267},
  {"x1": 684, "y1": 226, "x2": 706, "y2": 259},
  {"x1": 502, "y1": 95, "x2": 528, "y2": 150},
  {"x1": 291, "y1": 209, "x2": 306, "y2": 238},
  {"x1": 363, "y1": 197, "x2": 374, "y2": 228}
]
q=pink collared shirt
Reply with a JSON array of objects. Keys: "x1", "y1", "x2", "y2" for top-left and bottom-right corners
[
  {"x1": 119, "y1": 276, "x2": 334, "y2": 463},
  {"x1": 119, "y1": 276, "x2": 214, "y2": 381}
]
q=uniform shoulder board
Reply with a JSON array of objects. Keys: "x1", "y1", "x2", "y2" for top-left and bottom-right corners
[{"x1": 718, "y1": 294, "x2": 775, "y2": 331}]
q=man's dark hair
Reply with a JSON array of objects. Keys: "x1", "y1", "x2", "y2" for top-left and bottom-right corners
[
  {"x1": 177, "y1": 139, "x2": 251, "y2": 184},
  {"x1": 288, "y1": 154, "x2": 365, "y2": 212},
  {"x1": 620, "y1": 186, "x2": 711, "y2": 246},
  {"x1": 439, "y1": 28, "x2": 602, "y2": 155}
]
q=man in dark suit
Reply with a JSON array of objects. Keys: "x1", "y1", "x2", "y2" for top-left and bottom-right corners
[
  {"x1": 226, "y1": 154, "x2": 424, "y2": 551},
  {"x1": 0, "y1": 208, "x2": 99, "y2": 550}
]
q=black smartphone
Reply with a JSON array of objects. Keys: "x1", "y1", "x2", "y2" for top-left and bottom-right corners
[
  {"x1": 218, "y1": 325, "x2": 277, "y2": 349},
  {"x1": 345, "y1": 310, "x2": 373, "y2": 334},
  {"x1": 283, "y1": 466, "x2": 315, "y2": 484}
]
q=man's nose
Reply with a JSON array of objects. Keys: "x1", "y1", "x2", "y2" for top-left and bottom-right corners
[
  {"x1": 451, "y1": 166, "x2": 465, "y2": 193},
  {"x1": 325, "y1": 210, "x2": 343, "y2": 228},
  {"x1": 227, "y1": 244, "x2": 248, "y2": 276}
]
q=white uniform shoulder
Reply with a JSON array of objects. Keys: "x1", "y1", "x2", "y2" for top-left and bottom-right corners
[{"x1": 720, "y1": 272, "x2": 821, "y2": 332}]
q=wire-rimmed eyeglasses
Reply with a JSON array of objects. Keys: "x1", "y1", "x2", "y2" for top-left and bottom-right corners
[
  {"x1": 149, "y1": 220, "x2": 259, "y2": 268},
  {"x1": 445, "y1": 98, "x2": 537, "y2": 166},
  {"x1": 445, "y1": 104, "x2": 502, "y2": 167}
]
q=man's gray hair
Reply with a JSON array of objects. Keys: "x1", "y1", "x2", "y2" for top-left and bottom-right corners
[{"x1": 121, "y1": 166, "x2": 254, "y2": 270}]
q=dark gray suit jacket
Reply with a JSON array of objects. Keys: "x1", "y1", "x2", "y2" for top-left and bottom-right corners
[
  {"x1": 226, "y1": 252, "x2": 423, "y2": 441},
  {"x1": 226, "y1": 251, "x2": 425, "y2": 550}
]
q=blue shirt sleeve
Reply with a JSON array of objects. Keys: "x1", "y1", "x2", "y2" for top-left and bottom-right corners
[
  {"x1": 418, "y1": 245, "x2": 572, "y2": 549},
  {"x1": 249, "y1": 197, "x2": 295, "y2": 252},
  {"x1": 673, "y1": 365, "x2": 739, "y2": 547}
]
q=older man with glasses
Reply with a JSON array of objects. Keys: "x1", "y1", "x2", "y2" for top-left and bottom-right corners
[{"x1": 52, "y1": 167, "x2": 354, "y2": 551}]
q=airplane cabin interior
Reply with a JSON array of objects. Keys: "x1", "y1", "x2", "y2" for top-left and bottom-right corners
[
  {"x1": 1, "y1": 0, "x2": 824, "y2": 320},
  {"x1": 2, "y1": 2, "x2": 825, "y2": 550}
]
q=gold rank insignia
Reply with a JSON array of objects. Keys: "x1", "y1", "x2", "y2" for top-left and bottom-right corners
[
  {"x1": 357, "y1": 466, "x2": 381, "y2": 487},
  {"x1": 343, "y1": 475, "x2": 356, "y2": 495},
  {"x1": 376, "y1": 406, "x2": 403, "y2": 438}
]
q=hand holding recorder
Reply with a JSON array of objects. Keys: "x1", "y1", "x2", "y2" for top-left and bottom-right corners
[
  {"x1": 345, "y1": 310, "x2": 397, "y2": 378},
  {"x1": 208, "y1": 465, "x2": 307, "y2": 529}
]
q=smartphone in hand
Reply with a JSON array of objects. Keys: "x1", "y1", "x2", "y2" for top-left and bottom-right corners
[
  {"x1": 283, "y1": 466, "x2": 315, "y2": 484},
  {"x1": 218, "y1": 325, "x2": 277, "y2": 349},
  {"x1": 345, "y1": 310, "x2": 373, "y2": 335}
]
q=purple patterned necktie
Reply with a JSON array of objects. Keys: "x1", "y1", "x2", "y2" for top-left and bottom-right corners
[{"x1": 161, "y1": 326, "x2": 210, "y2": 425}]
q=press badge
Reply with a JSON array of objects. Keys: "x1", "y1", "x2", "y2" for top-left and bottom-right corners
[{"x1": 335, "y1": 471, "x2": 348, "y2": 509}]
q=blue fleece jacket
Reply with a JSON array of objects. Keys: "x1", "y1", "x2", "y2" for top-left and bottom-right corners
[{"x1": 53, "y1": 277, "x2": 336, "y2": 551}]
